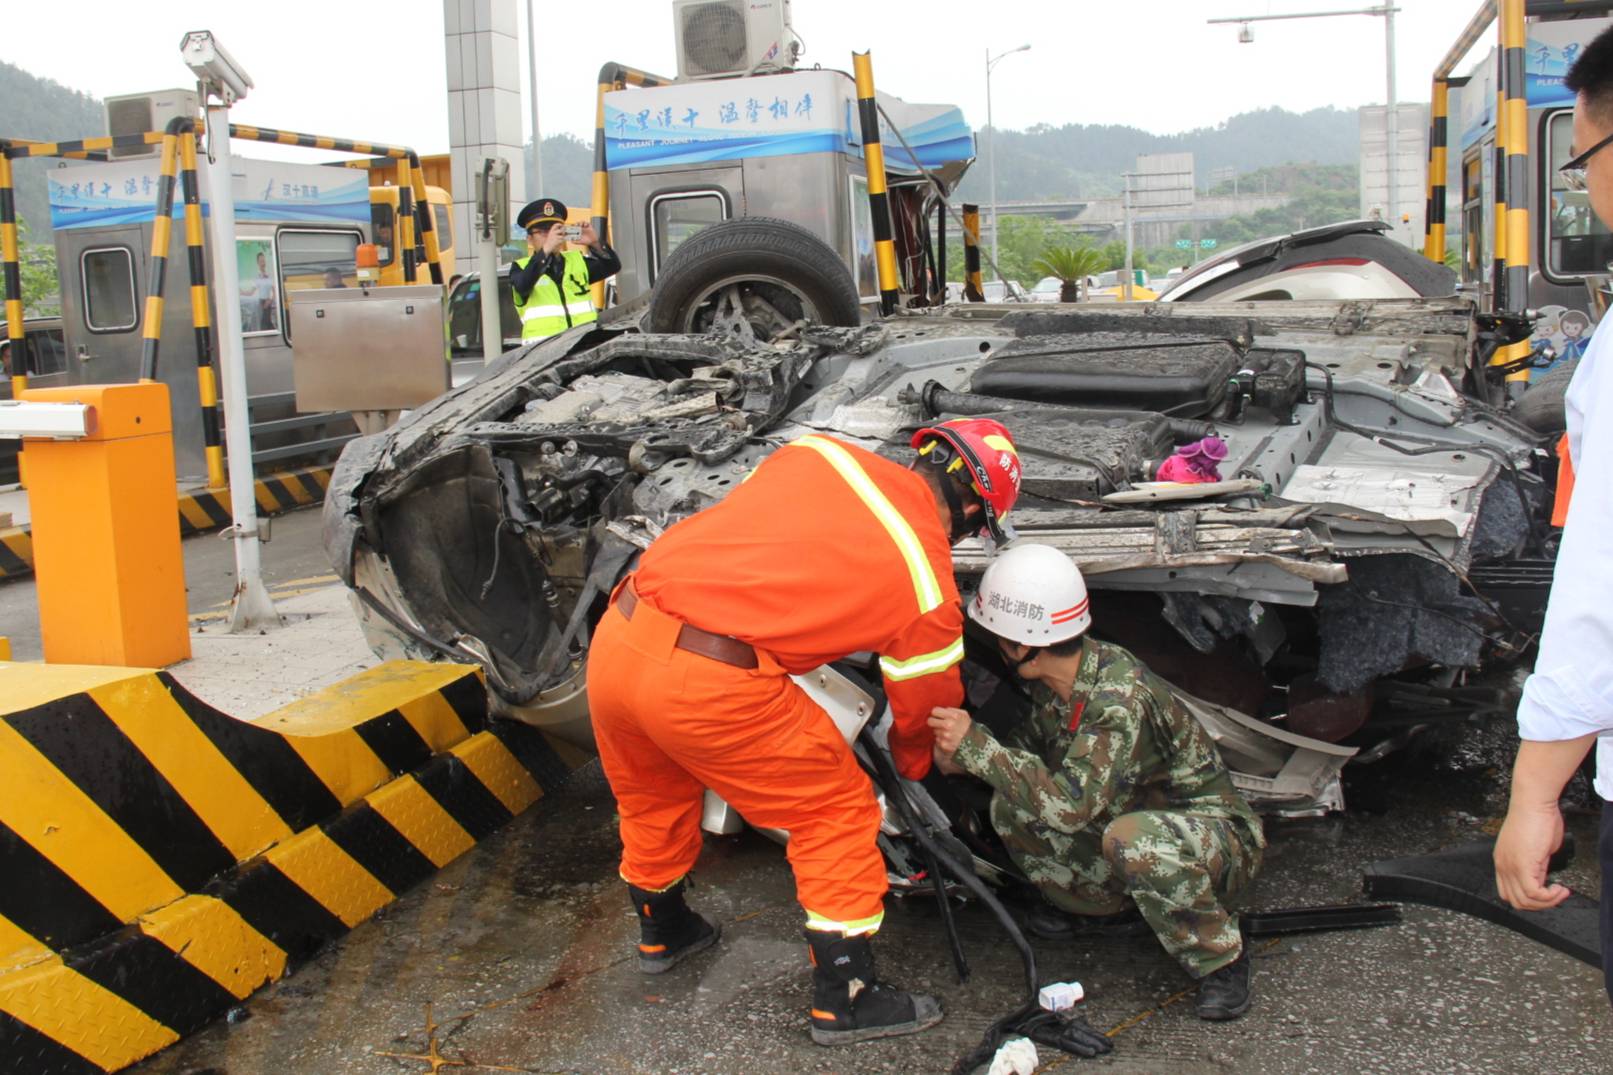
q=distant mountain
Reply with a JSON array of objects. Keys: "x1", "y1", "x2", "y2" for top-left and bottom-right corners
[
  {"x1": 0, "y1": 60, "x2": 104, "y2": 237},
  {"x1": 1, "y1": 58, "x2": 1361, "y2": 235},
  {"x1": 954, "y1": 106, "x2": 1363, "y2": 203}
]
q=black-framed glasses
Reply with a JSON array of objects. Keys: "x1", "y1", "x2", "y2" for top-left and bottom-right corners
[{"x1": 1560, "y1": 128, "x2": 1613, "y2": 192}]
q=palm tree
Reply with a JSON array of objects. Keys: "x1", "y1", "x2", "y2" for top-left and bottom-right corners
[{"x1": 1032, "y1": 244, "x2": 1107, "y2": 302}]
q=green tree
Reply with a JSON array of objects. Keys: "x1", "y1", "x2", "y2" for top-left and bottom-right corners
[
  {"x1": 17, "y1": 220, "x2": 58, "y2": 315},
  {"x1": 1032, "y1": 244, "x2": 1106, "y2": 301}
]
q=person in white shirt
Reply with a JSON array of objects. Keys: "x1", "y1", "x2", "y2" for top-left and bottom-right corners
[{"x1": 1493, "y1": 27, "x2": 1613, "y2": 1004}]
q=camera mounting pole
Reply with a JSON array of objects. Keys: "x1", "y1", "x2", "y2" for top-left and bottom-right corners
[{"x1": 180, "y1": 30, "x2": 281, "y2": 632}]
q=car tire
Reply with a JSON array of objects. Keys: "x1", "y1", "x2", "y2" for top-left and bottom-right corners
[
  {"x1": 645, "y1": 216, "x2": 862, "y2": 338},
  {"x1": 1512, "y1": 358, "x2": 1578, "y2": 435}
]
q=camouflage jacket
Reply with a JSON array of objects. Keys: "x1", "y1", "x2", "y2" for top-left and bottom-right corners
[{"x1": 951, "y1": 637, "x2": 1264, "y2": 845}]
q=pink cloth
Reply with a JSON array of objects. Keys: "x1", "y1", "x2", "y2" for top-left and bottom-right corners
[{"x1": 1155, "y1": 436, "x2": 1228, "y2": 483}]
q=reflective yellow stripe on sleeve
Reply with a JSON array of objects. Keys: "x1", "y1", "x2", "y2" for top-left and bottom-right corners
[
  {"x1": 794, "y1": 435, "x2": 944, "y2": 614},
  {"x1": 879, "y1": 637, "x2": 965, "y2": 682}
]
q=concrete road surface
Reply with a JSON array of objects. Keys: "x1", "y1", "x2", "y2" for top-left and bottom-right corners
[{"x1": 132, "y1": 716, "x2": 1611, "y2": 1075}]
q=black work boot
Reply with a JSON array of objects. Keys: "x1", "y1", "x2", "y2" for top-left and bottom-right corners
[
  {"x1": 1025, "y1": 901, "x2": 1149, "y2": 940},
  {"x1": 1195, "y1": 947, "x2": 1252, "y2": 1021},
  {"x1": 628, "y1": 881, "x2": 719, "y2": 975},
  {"x1": 805, "y1": 930, "x2": 944, "y2": 1046}
]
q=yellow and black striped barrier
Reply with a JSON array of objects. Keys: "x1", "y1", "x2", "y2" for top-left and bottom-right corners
[
  {"x1": 588, "y1": 62, "x2": 672, "y2": 309},
  {"x1": 226, "y1": 125, "x2": 443, "y2": 287},
  {"x1": 178, "y1": 130, "x2": 227, "y2": 490},
  {"x1": 175, "y1": 463, "x2": 333, "y2": 537},
  {"x1": 1, "y1": 124, "x2": 226, "y2": 489},
  {"x1": 1, "y1": 151, "x2": 25, "y2": 401},
  {"x1": 852, "y1": 51, "x2": 901, "y2": 316},
  {"x1": 1422, "y1": 77, "x2": 1449, "y2": 264},
  {"x1": 962, "y1": 203, "x2": 985, "y2": 302},
  {"x1": 0, "y1": 465, "x2": 333, "y2": 580},
  {"x1": 1493, "y1": 0, "x2": 1531, "y2": 384},
  {"x1": 0, "y1": 659, "x2": 588, "y2": 1074}
]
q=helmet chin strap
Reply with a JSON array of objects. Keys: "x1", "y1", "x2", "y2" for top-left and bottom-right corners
[{"x1": 935, "y1": 467, "x2": 977, "y2": 543}]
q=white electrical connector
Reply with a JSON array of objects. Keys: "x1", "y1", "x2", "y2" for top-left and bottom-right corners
[
  {"x1": 986, "y1": 1036, "x2": 1039, "y2": 1075},
  {"x1": 1037, "y1": 981, "x2": 1085, "y2": 1011}
]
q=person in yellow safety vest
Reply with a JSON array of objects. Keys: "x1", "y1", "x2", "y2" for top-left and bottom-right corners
[{"x1": 510, "y1": 198, "x2": 621, "y2": 342}]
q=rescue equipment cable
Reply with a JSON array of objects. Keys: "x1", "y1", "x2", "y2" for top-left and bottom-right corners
[{"x1": 854, "y1": 728, "x2": 1115, "y2": 1069}]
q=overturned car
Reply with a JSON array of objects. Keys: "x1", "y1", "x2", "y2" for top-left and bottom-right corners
[{"x1": 323, "y1": 292, "x2": 1551, "y2": 817}]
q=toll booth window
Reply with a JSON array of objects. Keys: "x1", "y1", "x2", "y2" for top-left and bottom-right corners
[
  {"x1": 371, "y1": 202, "x2": 396, "y2": 267},
  {"x1": 650, "y1": 192, "x2": 727, "y2": 281},
  {"x1": 1545, "y1": 111, "x2": 1613, "y2": 279},
  {"x1": 81, "y1": 247, "x2": 137, "y2": 333},
  {"x1": 275, "y1": 229, "x2": 361, "y2": 341},
  {"x1": 27, "y1": 328, "x2": 67, "y2": 376}
]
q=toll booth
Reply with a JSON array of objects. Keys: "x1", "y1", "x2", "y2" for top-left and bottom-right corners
[
  {"x1": 46, "y1": 155, "x2": 372, "y2": 481},
  {"x1": 602, "y1": 69, "x2": 974, "y2": 310}
]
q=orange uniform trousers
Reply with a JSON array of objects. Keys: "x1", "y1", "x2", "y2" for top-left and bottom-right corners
[{"x1": 588, "y1": 586, "x2": 888, "y2": 926}]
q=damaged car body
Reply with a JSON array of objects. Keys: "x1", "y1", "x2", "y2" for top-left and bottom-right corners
[{"x1": 324, "y1": 296, "x2": 1550, "y2": 819}]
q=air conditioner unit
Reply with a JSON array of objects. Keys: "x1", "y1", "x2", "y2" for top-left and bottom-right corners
[
  {"x1": 673, "y1": 0, "x2": 797, "y2": 81},
  {"x1": 103, "y1": 88, "x2": 200, "y2": 159}
]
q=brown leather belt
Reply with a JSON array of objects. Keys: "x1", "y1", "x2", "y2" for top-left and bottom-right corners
[{"x1": 617, "y1": 582, "x2": 759, "y2": 670}]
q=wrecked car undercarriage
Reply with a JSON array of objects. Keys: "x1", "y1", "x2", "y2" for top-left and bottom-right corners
[{"x1": 323, "y1": 297, "x2": 1550, "y2": 816}]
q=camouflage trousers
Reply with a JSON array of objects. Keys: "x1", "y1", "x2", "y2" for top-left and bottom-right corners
[{"x1": 991, "y1": 796, "x2": 1262, "y2": 977}]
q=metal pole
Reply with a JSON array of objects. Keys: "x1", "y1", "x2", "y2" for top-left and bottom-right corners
[
  {"x1": 203, "y1": 103, "x2": 279, "y2": 632},
  {"x1": 986, "y1": 48, "x2": 999, "y2": 282},
  {"x1": 479, "y1": 160, "x2": 504, "y2": 365},
  {"x1": 526, "y1": 0, "x2": 543, "y2": 197},
  {"x1": 1384, "y1": 5, "x2": 1399, "y2": 244},
  {"x1": 1122, "y1": 173, "x2": 1135, "y2": 302}
]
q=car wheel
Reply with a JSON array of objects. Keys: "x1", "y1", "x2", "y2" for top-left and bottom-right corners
[
  {"x1": 646, "y1": 217, "x2": 862, "y2": 340},
  {"x1": 1512, "y1": 358, "x2": 1578, "y2": 435}
]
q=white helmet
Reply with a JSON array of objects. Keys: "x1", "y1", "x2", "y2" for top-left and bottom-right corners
[{"x1": 967, "y1": 543, "x2": 1091, "y2": 646}]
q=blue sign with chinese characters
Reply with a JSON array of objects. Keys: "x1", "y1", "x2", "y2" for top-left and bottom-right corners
[
  {"x1": 47, "y1": 157, "x2": 369, "y2": 231},
  {"x1": 604, "y1": 70, "x2": 973, "y2": 173}
]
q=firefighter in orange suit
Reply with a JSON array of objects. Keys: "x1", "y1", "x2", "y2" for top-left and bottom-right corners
[{"x1": 587, "y1": 420, "x2": 1022, "y2": 1046}]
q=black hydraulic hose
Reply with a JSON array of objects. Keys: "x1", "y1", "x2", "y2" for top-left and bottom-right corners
[
  {"x1": 855, "y1": 729, "x2": 1113, "y2": 1070},
  {"x1": 855, "y1": 729, "x2": 1033, "y2": 994}
]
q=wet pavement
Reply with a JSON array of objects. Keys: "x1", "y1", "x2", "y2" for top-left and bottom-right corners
[{"x1": 133, "y1": 713, "x2": 1611, "y2": 1075}]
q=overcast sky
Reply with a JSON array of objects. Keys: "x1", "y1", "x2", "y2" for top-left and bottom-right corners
[{"x1": 6, "y1": 1, "x2": 1489, "y2": 156}]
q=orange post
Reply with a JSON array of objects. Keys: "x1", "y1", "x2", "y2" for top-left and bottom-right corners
[{"x1": 19, "y1": 382, "x2": 190, "y2": 667}]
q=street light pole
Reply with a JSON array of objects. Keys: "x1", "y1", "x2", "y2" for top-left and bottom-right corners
[
  {"x1": 1209, "y1": 7, "x2": 1403, "y2": 241},
  {"x1": 526, "y1": 0, "x2": 542, "y2": 197},
  {"x1": 985, "y1": 44, "x2": 1030, "y2": 282}
]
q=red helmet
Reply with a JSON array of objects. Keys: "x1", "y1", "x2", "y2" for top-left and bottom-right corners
[{"x1": 910, "y1": 418, "x2": 1022, "y2": 545}]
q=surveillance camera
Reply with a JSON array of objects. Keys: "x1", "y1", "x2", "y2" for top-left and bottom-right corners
[{"x1": 179, "y1": 30, "x2": 253, "y2": 105}]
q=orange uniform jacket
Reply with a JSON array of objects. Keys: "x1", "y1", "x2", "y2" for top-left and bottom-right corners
[{"x1": 634, "y1": 434, "x2": 965, "y2": 779}]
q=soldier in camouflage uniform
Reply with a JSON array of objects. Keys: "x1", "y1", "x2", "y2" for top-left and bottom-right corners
[{"x1": 929, "y1": 544, "x2": 1265, "y2": 1020}]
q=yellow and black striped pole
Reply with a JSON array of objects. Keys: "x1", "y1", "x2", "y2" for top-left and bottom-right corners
[
  {"x1": 0, "y1": 152, "x2": 22, "y2": 398},
  {"x1": 1494, "y1": 0, "x2": 1531, "y2": 383},
  {"x1": 397, "y1": 156, "x2": 417, "y2": 285},
  {"x1": 961, "y1": 203, "x2": 984, "y2": 302},
  {"x1": 588, "y1": 63, "x2": 671, "y2": 308},
  {"x1": 853, "y1": 51, "x2": 901, "y2": 316},
  {"x1": 590, "y1": 74, "x2": 615, "y2": 310},
  {"x1": 137, "y1": 125, "x2": 184, "y2": 384},
  {"x1": 225, "y1": 126, "x2": 443, "y2": 286},
  {"x1": 1423, "y1": 78, "x2": 1449, "y2": 263},
  {"x1": 179, "y1": 127, "x2": 227, "y2": 491},
  {"x1": 405, "y1": 153, "x2": 444, "y2": 286}
]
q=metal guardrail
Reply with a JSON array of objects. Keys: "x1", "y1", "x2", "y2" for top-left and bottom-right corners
[{"x1": 243, "y1": 391, "x2": 355, "y2": 467}]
